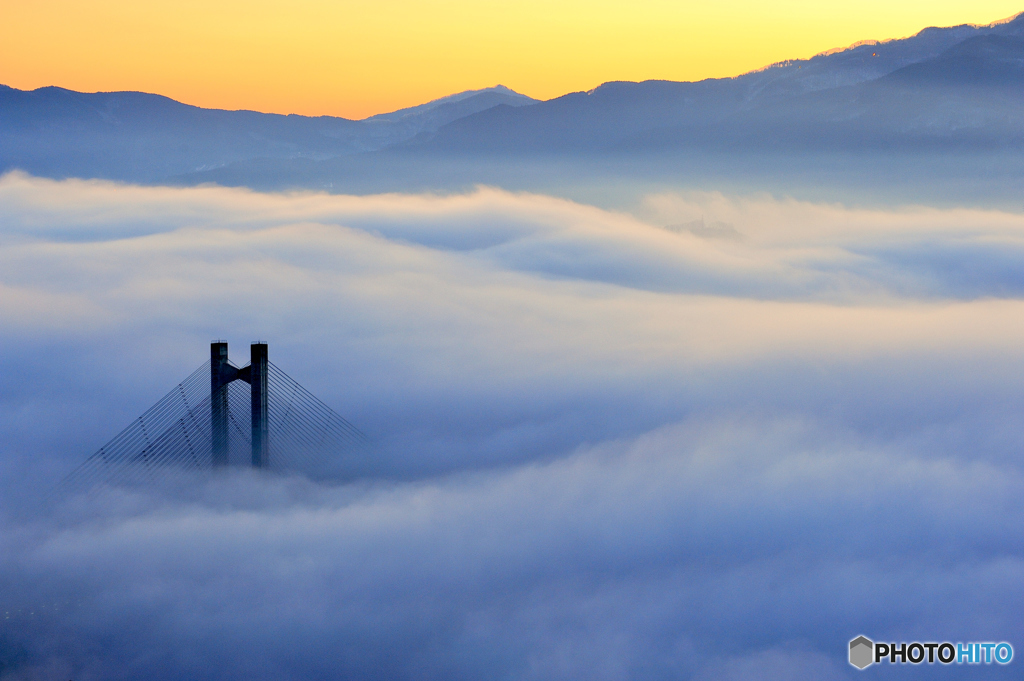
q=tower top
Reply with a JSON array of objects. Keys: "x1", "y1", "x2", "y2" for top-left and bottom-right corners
[{"x1": 210, "y1": 341, "x2": 269, "y2": 469}]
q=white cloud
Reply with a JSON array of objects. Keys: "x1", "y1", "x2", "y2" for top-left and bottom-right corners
[{"x1": 1, "y1": 173, "x2": 1023, "y2": 679}]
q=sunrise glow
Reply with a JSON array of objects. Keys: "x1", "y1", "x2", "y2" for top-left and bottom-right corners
[{"x1": 2, "y1": 0, "x2": 1021, "y2": 118}]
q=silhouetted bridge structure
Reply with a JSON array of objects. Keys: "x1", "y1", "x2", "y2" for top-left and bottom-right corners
[{"x1": 62, "y1": 342, "x2": 366, "y2": 489}]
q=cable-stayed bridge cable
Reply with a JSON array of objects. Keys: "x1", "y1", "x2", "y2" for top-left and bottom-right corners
[{"x1": 59, "y1": 356, "x2": 367, "y2": 492}]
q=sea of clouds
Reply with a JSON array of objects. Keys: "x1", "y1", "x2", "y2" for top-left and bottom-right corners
[{"x1": 1, "y1": 171, "x2": 1022, "y2": 679}]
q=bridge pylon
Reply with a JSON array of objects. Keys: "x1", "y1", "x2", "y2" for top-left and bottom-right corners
[
  {"x1": 210, "y1": 341, "x2": 267, "y2": 469},
  {"x1": 59, "y1": 341, "x2": 367, "y2": 490}
]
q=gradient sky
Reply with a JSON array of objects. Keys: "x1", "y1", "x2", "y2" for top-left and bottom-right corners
[
  {"x1": 2, "y1": 0, "x2": 1024, "y2": 116},
  {"x1": 2, "y1": 2, "x2": 1023, "y2": 120}
]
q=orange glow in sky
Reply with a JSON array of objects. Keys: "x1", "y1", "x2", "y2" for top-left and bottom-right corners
[{"x1": 1, "y1": 1, "x2": 1021, "y2": 119}]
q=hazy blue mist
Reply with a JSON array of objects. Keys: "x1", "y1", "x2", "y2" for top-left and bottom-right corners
[{"x1": 1, "y1": 173, "x2": 1022, "y2": 679}]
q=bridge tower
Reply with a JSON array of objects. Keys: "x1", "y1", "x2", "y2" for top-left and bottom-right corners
[
  {"x1": 209, "y1": 341, "x2": 268, "y2": 469},
  {"x1": 211, "y1": 341, "x2": 231, "y2": 467},
  {"x1": 251, "y1": 342, "x2": 268, "y2": 468}
]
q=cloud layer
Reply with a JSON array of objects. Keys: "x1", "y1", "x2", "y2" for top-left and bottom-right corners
[{"x1": 1, "y1": 172, "x2": 1022, "y2": 679}]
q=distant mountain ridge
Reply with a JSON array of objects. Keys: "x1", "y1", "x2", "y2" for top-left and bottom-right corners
[
  {"x1": 366, "y1": 85, "x2": 536, "y2": 123},
  {"x1": 417, "y1": 12, "x2": 1024, "y2": 155},
  {"x1": 3, "y1": 12, "x2": 1024, "y2": 185},
  {"x1": 0, "y1": 84, "x2": 537, "y2": 181},
  {"x1": 739, "y1": 12, "x2": 1023, "y2": 97}
]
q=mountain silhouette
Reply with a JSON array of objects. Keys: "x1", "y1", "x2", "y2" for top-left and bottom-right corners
[
  {"x1": 0, "y1": 85, "x2": 536, "y2": 181},
  {"x1": 3, "y1": 13, "x2": 1024, "y2": 185},
  {"x1": 418, "y1": 13, "x2": 1024, "y2": 154}
]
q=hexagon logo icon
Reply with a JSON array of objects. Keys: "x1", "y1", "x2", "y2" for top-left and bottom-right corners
[{"x1": 849, "y1": 636, "x2": 874, "y2": 669}]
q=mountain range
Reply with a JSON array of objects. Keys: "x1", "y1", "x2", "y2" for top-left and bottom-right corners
[
  {"x1": 2, "y1": 12, "x2": 1024, "y2": 185},
  {"x1": 423, "y1": 14, "x2": 1024, "y2": 154},
  {"x1": 0, "y1": 84, "x2": 536, "y2": 181}
]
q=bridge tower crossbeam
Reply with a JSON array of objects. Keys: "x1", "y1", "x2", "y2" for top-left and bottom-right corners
[{"x1": 210, "y1": 341, "x2": 267, "y2": 469}]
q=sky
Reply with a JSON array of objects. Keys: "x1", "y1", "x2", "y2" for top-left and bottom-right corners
[
  {"x1": 1, "y1": 1, "x2": 1022, "y2": 118},
  {"x1": 1, "y1": 173, "x2": 1023, "y2": 678}
]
